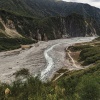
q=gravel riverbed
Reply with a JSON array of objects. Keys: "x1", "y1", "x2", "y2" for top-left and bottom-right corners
[{"x1": 0, "y1": 37, "x2": 95, "y2": 83}]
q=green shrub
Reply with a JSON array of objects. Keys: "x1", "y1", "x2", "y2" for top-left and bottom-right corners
[
  {"x1": 14, "y1": 68, "x2": 30, "y2": 78},
  {"x1": 83, "y1": 54, "x2": 100, "y2": 65},
  {"x1": 68, "y1": 45, "x2": 92, "y2": 52},
  {"x1": 0, "y1": 38, "x2": 35, "y2": 51},
  {"x1": 76, "y1": 75, "x2": 100, "y2": 100},
  {"x1": 79, "y1": 46, "x2": 100, "y2": 65}
]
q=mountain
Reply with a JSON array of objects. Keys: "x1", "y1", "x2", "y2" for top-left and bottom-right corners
[
  {"x1": 0, "y1": 0, "x2": 100, "y2": 40},
  {"x1": 0, "y1": 0, "x2": 100, "y2": 18}
]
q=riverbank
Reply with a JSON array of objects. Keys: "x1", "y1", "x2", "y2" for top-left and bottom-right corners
[
  {"x1": 52, "y1": 37, "x2": 100, "y2": 81},
  {"x1": 0, "y1": 37, "x2": 95, "y2": 83},
  {"x1": 41, "y1": 37, "x2": 95, "y2": 82},
  {"x1": 0, "y1": 38, "x2": 35, "y2": 52}
]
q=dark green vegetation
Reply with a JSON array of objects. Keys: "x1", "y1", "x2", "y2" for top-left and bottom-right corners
[
  {"x1": 68, "y1": 37, "x2": 100, "y2": 66},
  {"x1": 68, "y1": 45, "x2": 92, "y2": 52},
  {"x1": 0, "y1": 38, "x2": 35, "y2": 51},
  {"x1": 14, "y1": 68, "x2": 30, "y2": 78},
  {"x1": 80, "y1": 47, "x2": 100, "y2": 65},
  {"x1": 0, "y1": 0, "x2": 100, "y2": 19},
  {"x1": 0, "y1": 38, "x2": 100, "y2": 100},
  {"x1": 57, "y1": 64, "x2": 100, "y2": 100}
]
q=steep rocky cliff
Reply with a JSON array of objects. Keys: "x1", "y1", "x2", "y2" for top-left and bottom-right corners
[
  {"x1": 0, "y1": 0, "x2": 100, "y2": 40},
  {"x1": 0, "y1": 10, "x2": 99, "y2": 40}
]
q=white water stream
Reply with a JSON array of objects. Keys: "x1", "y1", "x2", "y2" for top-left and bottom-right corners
[
  {"x1": 0, "y1": 37, "x2": 96, "y2": 83},
  {"x1": 40, "y1": 37, "x2": 96, "y2": 81}
]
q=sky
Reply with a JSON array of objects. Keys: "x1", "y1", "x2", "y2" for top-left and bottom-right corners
[{"x1": 62, "y1": 0, "x2": 100, "y2": 8}]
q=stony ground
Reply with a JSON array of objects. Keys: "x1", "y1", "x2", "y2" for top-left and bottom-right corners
[{"x1": 0, "y1": 37, "x2": 95, "y2": 83}]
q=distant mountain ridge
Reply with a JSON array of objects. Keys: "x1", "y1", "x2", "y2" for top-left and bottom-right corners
[
  {"x1": 0, "y1": 0, "x2": 100, "y2": 18},
  {"x1": 0, "y1": 0, "x2": 100, "y2": 40}
]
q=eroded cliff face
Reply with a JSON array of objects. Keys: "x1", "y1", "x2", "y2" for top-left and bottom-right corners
[
  {"x1": 0, "y1": 10, "x2": 99, "y2": 40},
  {"x1": 0, "y1": 18, "x2": 23, "y2": 38},
  {"x1": 60, "y1": 14, "x2": 99, "y2": 37}
]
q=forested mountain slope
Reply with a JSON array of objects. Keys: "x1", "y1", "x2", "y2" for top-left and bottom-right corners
[
  {"x1": 0, "y1": 0, "x2": 100, "y2": 40},
  {"x1": 0, "y1": 10, "x2": 100, "y2": 40}
]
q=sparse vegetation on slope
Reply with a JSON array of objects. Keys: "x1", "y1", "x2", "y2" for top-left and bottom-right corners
[{"x1": 80, "y1": 47, "x2": 100, "y2": 65}]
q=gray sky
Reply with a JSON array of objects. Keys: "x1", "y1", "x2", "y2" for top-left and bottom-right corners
[{"x1": 62, "y1": 0, "x2": 100, "y2": 8}]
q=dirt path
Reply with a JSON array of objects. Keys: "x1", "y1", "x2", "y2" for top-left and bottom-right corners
[
  {"x1": 53, "y1": 50, "x2": 83, "y2": 82},
  {"x1": 40, "y1": 37, "x2": 95, "y2": 81},
  {"x1": 67, "y1": 50, "x2": 83, "y2": 69},
  {"x1": 0, "y1": 37, "x2": 95, "y2": 83}
]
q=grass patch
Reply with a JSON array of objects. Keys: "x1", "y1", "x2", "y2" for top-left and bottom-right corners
[
  {"x1": 0, "y1": 38, "x2": 35, "y2": 51},
  {"x1": 68, "y1": 45, "x2": 92, "y2": 52},
  {"x1": 80, "y1": 47, "x2": 100, "y2": 65},
  {"x1": 68, "y1": 41, "x2": 100, "y2": 66}
]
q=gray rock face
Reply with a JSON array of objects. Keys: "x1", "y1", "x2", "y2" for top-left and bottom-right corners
[{"x1": 0, "y1": 12, "x2": 99, "y2": 40}]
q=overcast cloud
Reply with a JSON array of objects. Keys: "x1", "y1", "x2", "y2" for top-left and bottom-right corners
[{"x1": 63, "y1": 0, "x2": 100, "y2": 8}]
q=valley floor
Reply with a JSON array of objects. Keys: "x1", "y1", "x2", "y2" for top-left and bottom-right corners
[{"x1": 0, "y1": 37, "x2": 95, "y2": 83}]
